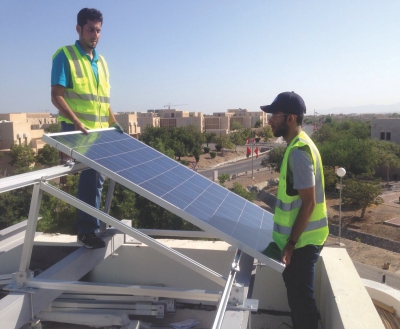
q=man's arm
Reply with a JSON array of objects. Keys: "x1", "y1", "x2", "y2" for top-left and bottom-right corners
[
  {"x1": 108, "y1": 106, "x2": 118, "y2": 125},
  {"x1": 51, "y1": 85, "x2": 88, "y2": 134},
  {"x1": 281, "y1": 185, "x2": 316, "y2": 266}
]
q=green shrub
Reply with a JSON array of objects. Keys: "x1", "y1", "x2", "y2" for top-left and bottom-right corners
[
  {"x1": 218, "y1": 173, "x2": 230, "y2": 185},
  {"x1": 203, "y1": 147, "x2": 210, "y2": 154},
  {"x1": 215, "y1": 145, "x2": 222, "y2": 151},
  {"x1": 181, "y1": 159, "x2": 189, "y2": 165},
  {"x1": 210, "y1": 151, "x2": 217, "y2": 158}
]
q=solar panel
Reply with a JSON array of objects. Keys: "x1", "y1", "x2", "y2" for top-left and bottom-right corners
[{"x1": 43, "y1": 129, "x2": 282, "y2": 271}]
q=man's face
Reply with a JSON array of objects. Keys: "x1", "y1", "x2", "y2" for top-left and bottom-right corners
[
  {"x1": 268, "y1": 112, "x2": 289, "y2": 138},
  {"x1": 77, "y1": 20, "x2": 102, "y2": 50}
]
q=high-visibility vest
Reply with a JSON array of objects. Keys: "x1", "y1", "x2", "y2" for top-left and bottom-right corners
[
  {"x1": 273, "y1": 131, "x2": 329, "y2": 250},
  {"x1": 54, "y1": 45, "x2": 111, "y2": 129}
]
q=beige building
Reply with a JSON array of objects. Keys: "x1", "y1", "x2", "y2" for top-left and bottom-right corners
[
  {"x1": 204, "y1": 109, "x2": 267, "y2": 135},
  {"x1": 0, "y1": 112, "x2": 58, "y2": 175},
  {"x1": 113, "y1": 112, "x2": 141, "y2": 138},
  {"x1": 371, "y1": 118, "x2": 400, "y2": 143}
]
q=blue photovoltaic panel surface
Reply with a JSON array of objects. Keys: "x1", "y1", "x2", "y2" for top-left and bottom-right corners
[{"x1": 43, "y1": 130, "x2": 275, "y2": 260}]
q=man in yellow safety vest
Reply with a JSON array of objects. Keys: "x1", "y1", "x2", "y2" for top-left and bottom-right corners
[
  {"x1": 261, "y1": 92, "x2": 328, "y2": 329},
  {"x1": 51, "y1": 8, "x2": 123, "y2": 249}
]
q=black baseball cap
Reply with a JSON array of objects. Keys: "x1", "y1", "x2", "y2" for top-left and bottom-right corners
[{"x1": 260, "y1": 91, "x2": 306, "y2": 115}]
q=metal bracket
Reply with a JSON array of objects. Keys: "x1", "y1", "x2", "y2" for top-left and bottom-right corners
[
  {"x1": 228, "y1": 282, "x2": 244, "y2": 306},
  {"x1": 5, "y1": 271, "x2": 37, "y2": 293},
  {"x1": 227, "y1": 298, "x2": 259, "y2": 312},
  {"x1": 14, "y1": 271, "x2": 33, "y2": 289}
]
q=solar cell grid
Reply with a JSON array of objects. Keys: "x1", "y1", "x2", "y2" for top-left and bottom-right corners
[{"x1": 43, "y1": 129, "x2": 280, "y2": 271}]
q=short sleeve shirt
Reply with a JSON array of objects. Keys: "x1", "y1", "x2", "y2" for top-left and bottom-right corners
[
  {"x1": 51, "y1": 40, "x2": 99, "y2": 88},
  {"x1": 288, "y1": 148, "x2": 315, "y2": 190}
]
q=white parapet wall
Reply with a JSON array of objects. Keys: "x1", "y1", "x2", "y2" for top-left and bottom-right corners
[
  {"x1": 363, "y1": 278, "x2": 400, "y2": 316},
  {"x1": 319, "y1": 247, "x2": 385, "y2": 329}
]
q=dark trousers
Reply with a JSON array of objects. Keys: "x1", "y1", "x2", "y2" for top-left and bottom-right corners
[
  {"x1": 61, "y1": 122, "x2": 105, "y2": 234},
  {"x1": 282, "y1": 245, "x2": 322, "y2": 329}
]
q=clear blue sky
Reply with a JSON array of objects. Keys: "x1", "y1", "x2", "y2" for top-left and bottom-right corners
[{"x1": 1, "y1": 0, "x2": 400, "y2": 115}]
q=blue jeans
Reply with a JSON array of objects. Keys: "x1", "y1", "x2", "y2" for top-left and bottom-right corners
[
  {"x1": 61, "y1": 122, "x2": 105, "y2": 234},
  {"x1": 282, "y1": 244, "x2": 322, "y2": 329}
]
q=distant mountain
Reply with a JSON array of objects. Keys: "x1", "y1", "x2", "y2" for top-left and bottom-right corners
[{"x1": 325, "y1": 102, "x2": 400, "y2": 115}]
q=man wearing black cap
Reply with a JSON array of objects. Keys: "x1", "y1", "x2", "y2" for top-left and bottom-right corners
[{"x1": 261, "y1": 92, "x2": 329, "y2": 329}]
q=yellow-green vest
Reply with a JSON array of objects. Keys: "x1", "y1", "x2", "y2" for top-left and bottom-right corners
[
  {"x1": 273, "y1": 131, "x2": 329, "y2": 250},
  {"x1": 55, "y1": 45, "x2": 111, "y2": 129}
]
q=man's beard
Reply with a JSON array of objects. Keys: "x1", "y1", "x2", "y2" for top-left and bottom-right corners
[{"x1": 273, "y1": 121, "x2": 289, "y2": 138}]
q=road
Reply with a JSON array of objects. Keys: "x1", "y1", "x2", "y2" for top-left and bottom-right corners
[
  {"x1": 198, "y1": 140, "x2": 285, "y2": 179},
  {"x1": 198, "y1": 155, "x2": 265, "y2": 179}
]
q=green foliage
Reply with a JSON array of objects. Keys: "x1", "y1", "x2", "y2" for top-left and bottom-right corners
[
  {"x1": 218, "y1": 173, "x2": 230, "y2": 186},
  {"x1": 318, "y1": 138, "x2": 377, "y2": 176},
  {"x1": 229, "y1": 129, "x2": 247, "y2": 153},
  {"x1": 325, "y1": 115, "x2": 333, "y2": 124},
  {"x1": 36, "y1": 144, "x2": 59, "y2": 167},
  {"x1": 214, "y1": 135, "x2": 234, "y2": 154},
  {"x1": 254, "y1": 119, "x2": 262, "y2": 128},
  {"x1": 229, "y1": 183, "x2": 256, "y2": 202},
  {"x1": 313, "y1": 120, "x2": 371, "y2": 145},
  {"x1": 261, "y1": 146, "x2": 286, "y2": 173},
  {"x1": 256, "y1": 126, "x2": 273, "y2": 141},
  {"x1": 193, "y1": 148, "x2": 201, "y2": 163},
  {"x1": 37, "y1": 174, "x2": 79, "y2": 234},
  {"x1": 230, "y1": 120, "x2": 243, "y2": 131},
  {"x1": 373, "y1": 140, "x2": 400, "y2": 184},
  {"x1": 203, "y1": 147, "x2": 210, "y2": 154},
  {"x1": 9, "y1": 143, "x2": 36, "y2": 170},
  {"x1": 44, "y1": 123, "x2": 61, "y2": 133},
  {"x1": 0, "y1": 186, "x2": 33, "y2": 230},
  {"x1": 323, "y1": 166, "x2": 337, "y2": 192},
  {"x1": 135, "y1": 194, "x2": 199, "y2": 231},
  {"x1": 140, "y1": 125, "x2": 204, "y2": 161},
  {"x1": 204, "y1": 132, "x2": 217, "y2": 147},
  {"x1": 210, "y1": 151, "x2": 217, "y2": 158},
  {"x1": 106, "y1": 181, "x2": 138, "y2": 225},
  {"x1": 342, "y1": 177, "x2": 382, "y2": 218},
  {"x1": 303, "y1": 117, "x2": 313, "y2": 125},
  {"x1": 181, "y1": 159, "x2": 189, "y2": 165}
]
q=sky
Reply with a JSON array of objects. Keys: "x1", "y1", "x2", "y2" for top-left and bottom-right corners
[{"x1": 1, "y1": 0, "x2": 400, "y2": 115}]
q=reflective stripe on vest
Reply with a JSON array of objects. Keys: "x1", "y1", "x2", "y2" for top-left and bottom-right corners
[
  {"x1": 274, "y1": 217, "x2": 328, "y2": 235},
  {"x1": 55, "y1": 45, "x2": 110, "y2": 129},
  {"x1": 273, "y1": 131, "x2": 328, "y2": 250}
]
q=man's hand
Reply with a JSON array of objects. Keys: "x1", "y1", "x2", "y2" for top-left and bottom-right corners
[
  {"x1": 281, "y1": 243, "x2": 295, "y2": 266},
  {"x1": 110, "y1": 122, "x2": 123, "y2": 133},
  {"x1": 74, "y1": 121, "x2": 88, "y2": 135}
]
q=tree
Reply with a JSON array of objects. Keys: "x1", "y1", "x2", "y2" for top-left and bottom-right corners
[
  {"x1": 149, "y1": 138, "x2": 174, "y2": 159},
  {"x1": 373, "y1": 140, "x2": 400, "y2": 185},
  {"x1": 214, "y1": 135, "x2": 234, "y2": 155},
  {"x1": 9, "y1": 143, "x2": 36, "y2": 171},
  {"x1": 229, "y1": 129, "x2": 247, "y2": 153},
  {"x1": 318, "y1": 138, "x2": 377, "y2": 176},
  {"x1": 261, "y1": 146, "x2": 286, "y2": 173},
  {"x1": 342, "y1": 178, "x2": 382, "y2": 218},
  {"x1": 230, "y1": 120, "x2": 243, "y2": 131},
  {"x1": 229, "y1": 183, "x2": 256, "y2": 202},
  {"x1": 36, "y1": 144, "x2": 59, "y2": 167},
  {"x1": 44, "y1": 123, "x2": 61, "y2": 133},
  {"x1": 204, "y1": 132, "x2": 217, "y2": 147},
  {"x1": 254, "y1": 119, "x2": 263, "y2": 128},
  {"x1": 256, "y1": 126, "x2": 273, "y2": 142},
  {"x1": 0, "y1": 186, "x2": 33, "y2": 230}
]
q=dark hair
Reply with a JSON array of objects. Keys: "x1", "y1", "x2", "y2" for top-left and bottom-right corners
[
  {"x1": 296, "y1": 115, "x2": 304, "y2": 125},
  {"x1": 77, "y1": 8, "x2": 103, "y2": 29}
]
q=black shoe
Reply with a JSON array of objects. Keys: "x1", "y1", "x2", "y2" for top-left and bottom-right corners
[{"x1": 77, "y1": 232, "x2": 106, "y2": 249}]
